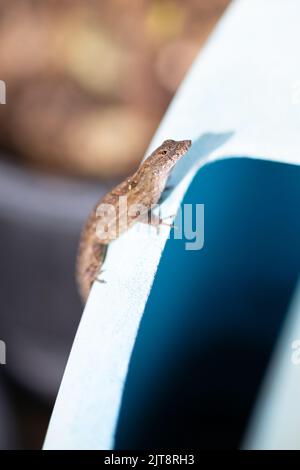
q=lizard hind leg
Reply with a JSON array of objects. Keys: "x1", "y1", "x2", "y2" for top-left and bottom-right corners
[
  {"x1": 77, "y1": 243, "x2": 108, "y2": 303},
  {"x1": 80, "y1": 263, "x2": 100, "y2": 303},
  {"x1": 91, "y1": 243, "x2": 107, "y2": 285}
]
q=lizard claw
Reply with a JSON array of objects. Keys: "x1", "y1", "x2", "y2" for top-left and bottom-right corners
[
  {"x1": 95, "y1": 269, "x2": 106, "y2": 284},
  {"x1": 157, "y1": 214, "x2": 177, "y2": 234}
]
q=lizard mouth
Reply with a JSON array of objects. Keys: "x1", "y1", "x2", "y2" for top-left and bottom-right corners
[
  {"x1": 176, "y1": 139, "x2": 192, "y2": 156},
  {"x1": 162, "y1": 138, "x2": 192, "y2": 155},
  {"x1": 182, "y1": 139, "x2": 192, "y2": 152}
]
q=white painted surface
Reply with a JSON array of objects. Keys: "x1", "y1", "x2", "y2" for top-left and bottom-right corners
[{"x1": 244, "y1": 279, "x2": 300, "y2": 450}]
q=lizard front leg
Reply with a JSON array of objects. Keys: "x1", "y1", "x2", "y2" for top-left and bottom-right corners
[{"x1": 139, "y1": 210, "x2": 176, "y2": 234}]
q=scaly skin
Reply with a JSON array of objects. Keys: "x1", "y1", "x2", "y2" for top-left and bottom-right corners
[{"x1": 76, "y1": 139, "x2": 191, "y2": 302}]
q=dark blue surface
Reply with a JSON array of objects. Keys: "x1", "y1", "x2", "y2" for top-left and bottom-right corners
[{"x1": 115, "y1": 157, "x2": 300, "y2": 449}]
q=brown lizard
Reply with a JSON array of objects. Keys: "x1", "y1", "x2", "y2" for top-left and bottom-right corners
[{"x1": 76, "y1": 139, "x2": 191, "y2": 302}]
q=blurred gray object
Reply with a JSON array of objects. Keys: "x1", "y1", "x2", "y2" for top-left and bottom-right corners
[
  {"x1": 0, "y1": 378, "x2": 17, "y2": 449},
  {"x1": 0, "y1": 155, "x2": 113, "y2": 400}
]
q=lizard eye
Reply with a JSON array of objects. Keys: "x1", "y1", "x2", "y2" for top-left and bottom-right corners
[{"x1": 161, "y1": 150, "x2": 167, "y2": 155}]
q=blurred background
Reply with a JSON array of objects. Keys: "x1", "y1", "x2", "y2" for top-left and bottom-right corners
[
  {"x1": 0, "y1": 0, "x2": 230, "y2": 178},
  {"x1": 0, "y1": 0, "x2": 230, "y2": 449}
]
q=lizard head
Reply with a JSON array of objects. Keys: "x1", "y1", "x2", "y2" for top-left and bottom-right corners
[{"x1": 148, "y1": 139, "x2": 192, "y2": 172}]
